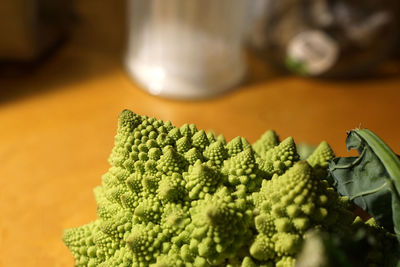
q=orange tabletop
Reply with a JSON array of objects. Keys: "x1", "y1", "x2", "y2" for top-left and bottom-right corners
[{"x1": 1, "y1": 2, "x2": 400, "y2": 267}]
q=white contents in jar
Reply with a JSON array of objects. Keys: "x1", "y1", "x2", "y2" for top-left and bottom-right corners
[{"x1": 125, "y1": 22, "x2": 246, "y2": 99}]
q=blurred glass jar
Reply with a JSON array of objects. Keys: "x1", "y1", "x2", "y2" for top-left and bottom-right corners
[
  {"x1": 248, "y1": 0, "x2": 400, "y2": 78},
  {"x1": 125, "y1": 0, "x2": 248, "y2": 99}
]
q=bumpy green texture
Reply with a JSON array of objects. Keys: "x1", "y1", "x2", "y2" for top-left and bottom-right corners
[
  {"x1": 295, "y1": 217, "x2": 399, "y2": 267},
  {"x1": 63, "y1": 110, "x2": 351, "y2": 267}
]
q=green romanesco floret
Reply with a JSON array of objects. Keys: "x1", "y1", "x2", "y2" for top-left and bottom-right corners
[
  {"x1": 63, "y1": 110, "x2": 354, "y2": 267},
  {"x1": 294, "y1": 216, "x2": 399, "y2": 267},
  {"x1": 250, "y1": 161, "x2": 353, "y2": 266},
  {"x1": 252, "y1": 130, "x2": 279, "y2": 157}
]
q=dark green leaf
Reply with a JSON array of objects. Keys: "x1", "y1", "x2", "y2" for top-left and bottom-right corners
[{"x1": 329, "y1": 129, "x2": 400, "y2": 240}]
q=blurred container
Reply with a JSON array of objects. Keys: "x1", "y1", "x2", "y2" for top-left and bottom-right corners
[
  {"x1": 249, "y1": 0, "x2": 400, "y2": 78},
  {"x1": 0, "y1": 0, "x2": 74, "y2": 62},
  {"x1": 125, "y1": 0, "x2": 248, "y2": 99}
]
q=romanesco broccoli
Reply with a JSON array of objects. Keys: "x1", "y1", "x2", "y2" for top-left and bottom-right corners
[{"x1": 63, "y1": 110, "x2": 353, "y2": 267}]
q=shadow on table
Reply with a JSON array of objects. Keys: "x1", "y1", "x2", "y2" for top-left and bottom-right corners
[{"x1": 0, "y1": 0, "x2": 126, "y2": 105}]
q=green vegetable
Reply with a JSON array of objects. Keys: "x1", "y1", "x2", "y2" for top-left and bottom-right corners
[
  {"x1": 296, "y1": 143, "x2": 317, "y2": 161},
  {"x1": 296, "y1": 217, "x2": 398, "y2": 267},
  {"x1": 329, "y1": 129, "x2": 400, "y2": 240},
  {"x1": 63, "y1": 110, "x2": 353, "y2": 267}
]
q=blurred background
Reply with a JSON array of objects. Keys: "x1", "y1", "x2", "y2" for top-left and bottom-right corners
[
  {"x1": 1, "y1": 0, "x2": 400, "y2": 99},
  {"x1": 1, "y1": 0, "x2": 400, "y2": 266}
]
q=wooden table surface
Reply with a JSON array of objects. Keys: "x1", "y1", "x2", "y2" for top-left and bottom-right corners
[{"x1": 1, "y1": 2, "x2": 400, "y2": 267}]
